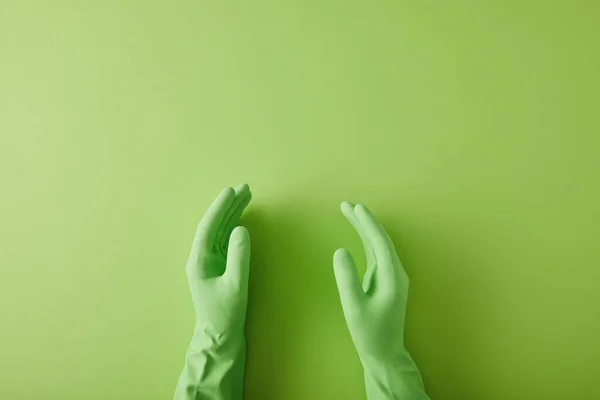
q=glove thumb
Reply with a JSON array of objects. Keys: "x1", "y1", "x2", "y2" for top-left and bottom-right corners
[
  {"x1": 333, "y1": 248, "x2": 363, "y2": 311},
  {"x1": 225, "y1": 226, "x2": 251, "y2": 291}
]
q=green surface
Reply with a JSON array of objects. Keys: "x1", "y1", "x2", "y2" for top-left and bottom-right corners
[{"x1": 1, "y1": 1, "x2": 599, "y2": 399}]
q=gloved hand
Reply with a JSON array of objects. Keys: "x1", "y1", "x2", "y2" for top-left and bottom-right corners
[
  {"x1": 333, "y1": 201, "x2": 429, "y2": 400},
  {"x1": 174, "y1": 184, "x2": 252, "y2": 400}
]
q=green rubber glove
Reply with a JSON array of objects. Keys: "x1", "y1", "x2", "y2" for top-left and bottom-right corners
[
  {"x1": 333, "y1": 202, "x2": 430, "y2": 400},
  {"x1": 174, "y1": 184, "x2": 252, "y2": 400}
]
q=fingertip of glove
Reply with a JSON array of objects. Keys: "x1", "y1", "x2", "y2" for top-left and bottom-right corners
[
  {"x1": 220, "y1": 186, "x2": 236, "y2": 198},
  {"x1": 333, "y1": 248, "x2": 352, "y2": 266},
  {"x1": 234, "y1": 183, "x2": 250, "y2": 194},
  {"x1": 340, "y1": 201, "x2": 354, "y2": 212},
  {"x1": 230, "y1": 226, "x2": 250, "y2": 245},
  {"x1": 354, "y1": 203, "x2": 367, "y2": 213},
  {"x1": 354, "y1": 203, "x2": 375, "y2": 220}
]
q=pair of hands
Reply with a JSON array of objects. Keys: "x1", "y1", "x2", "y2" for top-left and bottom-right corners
[{"x1": 185, "y1": 184, "x2": 409, "y2": 367}]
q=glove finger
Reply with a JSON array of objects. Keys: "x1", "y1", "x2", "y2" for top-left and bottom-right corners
[
  {"x1": 333, "y1": 248, "x2": 364, "y2": 312},
  {"x1": 341, "y1": 201, "x2": 376, "y2": 267},
  {"x1": 190, "y1": 187, "x2": 235, "y2": 259},
  {"x1": 224, "y1": 226, "x2": 251, "y2": 292},
  {"x1": 341, "y1": 201, "x2": 376, "y2": 293},
  {"x1": 220, "y1": 190, "x2": 252, "y2": 254},
  {"x1": 216, "y1": 184, "x2": 251, "y2": 245},
  {"x1": 355, "y1": 204, "x2": 398, "y2": 291}
]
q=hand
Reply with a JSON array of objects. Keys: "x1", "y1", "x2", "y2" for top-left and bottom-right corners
[
  {"x1": 186, "y1": 184, "x2": 252, "y2": 337},
  {"x1": 333, "y1": 201, "x2": 409, "y2": 366},
  {"x1": 174, "y1": 184, "x2": 252, "y2": 400},
  {"x1": 333, "y1": 202, "x2": 429, "y2": 399}
]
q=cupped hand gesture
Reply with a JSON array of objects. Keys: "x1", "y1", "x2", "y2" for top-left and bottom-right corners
[
  {"x1": 186, "y1": 184, "x2": 252, "y2": 336},
  {"x1": 333, "y1": 201, "x2": 410, "y2": 366}
]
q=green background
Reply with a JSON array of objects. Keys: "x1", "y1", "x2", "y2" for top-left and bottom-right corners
[{"x1": 1, "y1": 1, "x2": 599, "y2": 399}]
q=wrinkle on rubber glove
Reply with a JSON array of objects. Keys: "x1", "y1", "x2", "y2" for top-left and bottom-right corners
[
  {"x1": 174, "y1": 185, "x2": 252, "y2": 400},
  {"x1": 334, "y1": 202, "x2": 430, "y2": 400}
]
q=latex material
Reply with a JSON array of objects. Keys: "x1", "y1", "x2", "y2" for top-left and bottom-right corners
[
  {"x1": 334, "y1": 202, "x2": 430, "y2": 400},
  {"x1": 174, "y1": 185, "x2": 252, "y2": 400}
]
